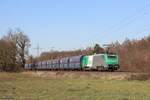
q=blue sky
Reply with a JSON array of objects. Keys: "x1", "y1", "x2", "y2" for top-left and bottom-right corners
[{"x1": 0, "y1": 0, "x2": 150, "y2": 56}]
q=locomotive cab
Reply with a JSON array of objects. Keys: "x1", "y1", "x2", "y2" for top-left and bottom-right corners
[{"x1": 104, "y1": 54, "x2": 119, "y2": 71}]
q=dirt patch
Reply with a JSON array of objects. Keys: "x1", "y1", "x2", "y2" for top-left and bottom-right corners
[{"x1": 127, "y1": 73, "x2": 150, "y2": 81}]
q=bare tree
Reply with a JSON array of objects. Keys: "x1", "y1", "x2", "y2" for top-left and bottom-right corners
[
  {"x1": 14, "y1": 29, "x2": 30, "y2": 67},
  {"x1": 3, "y1": 29, "x2": 30, "y2": 68}
]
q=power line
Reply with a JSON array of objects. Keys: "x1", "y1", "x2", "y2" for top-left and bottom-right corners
[
  {"x1": 107, "y1": 2, "x2": 150, "y2": 34},
  {"x1": 34, "y1": 43, "x2": 42, "y2": 57}
]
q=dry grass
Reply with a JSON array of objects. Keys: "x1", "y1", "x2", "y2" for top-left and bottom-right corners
[{"x1": 0, "y1": 72, "x2": 150, "y2": 100}]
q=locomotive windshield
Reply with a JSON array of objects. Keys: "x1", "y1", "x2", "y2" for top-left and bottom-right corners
[{"x1": 107, "y1": 55, "x2": 117, "y2": 59}]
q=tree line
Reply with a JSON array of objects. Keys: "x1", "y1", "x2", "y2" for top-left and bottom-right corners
[
  {"x1": 1, "y1": 28, "x2": 150, "y2": 72},
  {"x1": 113, "y1": 36, "x2": 150, "y2": 72},
  {"x1": 30, "y1": 43, "x2": 104, "y2": 62},
  {"x1": 0, "y1": 29, "x2": 30, "y2": 72},
  {"x1": 33, "y1": 36, "x2": 150, "y2": 73}
]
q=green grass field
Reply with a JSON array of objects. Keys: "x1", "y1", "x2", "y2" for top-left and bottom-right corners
[{"x1": 0, "y1": 72, "x2": 150, "y2": 100}]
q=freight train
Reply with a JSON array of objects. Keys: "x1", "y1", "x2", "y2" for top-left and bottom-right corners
[{"x1": 25, "y1": 53, "x2": 119, "y2": 71}]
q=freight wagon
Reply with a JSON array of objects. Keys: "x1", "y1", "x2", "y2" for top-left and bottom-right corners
[{"x1": 25, "y1": 53, "x2": 119, "y2": 71}]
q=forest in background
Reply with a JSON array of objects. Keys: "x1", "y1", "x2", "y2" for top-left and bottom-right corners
[
  {"x1": 0, "y1": 29, "x2": 150, "y2": 72},
  {"x1": 116, "y1": 36, "x2": 150, "y2": 72},
  {"x1": 32, "y1": 36, "x2": 150, "y2": 72}
]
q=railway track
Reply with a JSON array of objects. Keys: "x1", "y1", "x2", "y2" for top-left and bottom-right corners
[{"x1": 24, "y1": 69, "x2": 130, "y2": 74}]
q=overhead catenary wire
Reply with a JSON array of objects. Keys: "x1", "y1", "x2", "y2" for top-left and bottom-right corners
[{"x1": 107, "y1": 2, "x2": 150, "y2": 34}]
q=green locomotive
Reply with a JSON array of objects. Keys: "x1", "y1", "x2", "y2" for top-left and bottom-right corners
[{"x1": 82, "y1": 53, "x2": 119, "y2": 71}]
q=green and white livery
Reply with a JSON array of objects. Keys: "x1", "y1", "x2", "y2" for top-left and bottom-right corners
[{"x1": 82, "y1": 53, "x2": 119, "y2": 71}]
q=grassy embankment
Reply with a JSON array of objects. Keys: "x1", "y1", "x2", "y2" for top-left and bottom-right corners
[{"x1": 0, "y1": 72, "x2": 150, "y2": 100}]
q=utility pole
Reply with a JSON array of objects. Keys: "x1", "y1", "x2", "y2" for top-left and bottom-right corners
[
  {"x1": 50, "y1": 46, "x2": 54, "y2": 52},
  {"x1": 34, "y1": 43, "x2": 42, "y2": 57}
]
